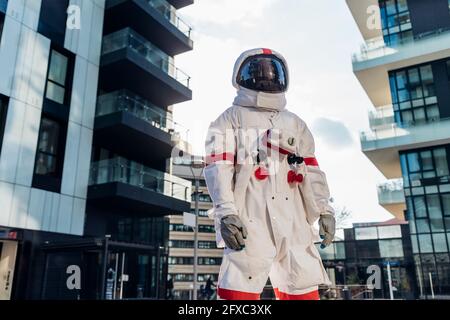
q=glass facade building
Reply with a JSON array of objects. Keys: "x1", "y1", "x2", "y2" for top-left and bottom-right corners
[
  {"x1": 400, "y1": 146, "x2": 450, "y2": 297},
  {"x1": 318, "y1": 222, "x2": 417, "y2": 300}
]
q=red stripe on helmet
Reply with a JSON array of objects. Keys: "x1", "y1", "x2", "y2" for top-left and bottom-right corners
[{"x1": 262, "y1": 48, "x2": 273, "y2": 55}]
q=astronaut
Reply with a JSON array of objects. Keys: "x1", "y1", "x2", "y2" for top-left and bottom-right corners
[{"x1": 204, "y1": 48, "x2": 336, "y2": 300}]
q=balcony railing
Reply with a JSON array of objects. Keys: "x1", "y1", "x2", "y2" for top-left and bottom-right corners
[
  {"x1": 148, "y1": 0, "x2": 192, "y2": 38},
  {"x1": 96, "y1": 90, "x2": 189, "y2": 141},
  {"x1": 89, "y1": 157, "x2": 192, "y2": 201},
  {"x1": 368, "y1": 105, "x2": 395, "y2": 129},
  {"x1": 377, "y1": 179, "x2": 405, "y2": 205},
  {"x1": 352, "y1": 27, "x2": 450, "y2": 63},
  {"x1": 360, "y1": 116, "x2": 450, "y2": 142},
  {"x1": 102, "y1": 28, "x2": 191, "y2": 88}
]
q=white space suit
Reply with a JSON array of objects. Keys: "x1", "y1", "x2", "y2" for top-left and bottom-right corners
[{"x1": 204, "y1": 48, "x2": 334, "y2": 300}]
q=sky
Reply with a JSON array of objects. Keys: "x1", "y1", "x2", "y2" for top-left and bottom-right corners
[{"x1": 172, "y1": 0, "x2": 393, "y2": 224}]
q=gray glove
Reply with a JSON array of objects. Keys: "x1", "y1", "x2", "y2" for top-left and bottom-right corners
[
  {"x1": 220, "y1": 215, "x2": 248, "y2": 251},
  {"x1": 319, "y1": 214, "x2": 336, "y2": 249}
]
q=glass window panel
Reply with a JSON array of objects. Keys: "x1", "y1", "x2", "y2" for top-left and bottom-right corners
[
  {"x1": 411, "y1": 235, "x2": 419, "y2": 253},
  {"x1": 335, "y1": 242, "x2": 346, "y2": 259},
  {"x1": 416, "y1": 219, "x2": 430, "y2": 233},
  {"x1": 440, "y1": 184, "x2": 450, "y2": 193},
  {"x1": 379, "y1": 239, "x2": 404, "y2": 257},
  {"x1": 432, "y1": 233, "x2": 448, "y2": 252},
  {"x1": 443, "y1": 194, "x2": 450, "y2": 216},
  {"x1": 48, "y1": 50, "x2": 68, "y2": 86},
  {"x1": 396, "y1": 71, "x2": 407, "y2": 89},
  {"x1": 378, "y1": 225, "x2": 402, "y2": 239},
  {"x1": 407, "y1": 153, "x2": 420, "y2": 172},
  {"x1": 397, "y1": 0, "x2": 408, "y2": 12},
  {"x1": 434, "y1": 148, "x2": 449, "y2": 177},
  {"x1": 420, "y1": 65, "x2": 434, "y2": 81},
  {"x1": 411, "y1": 186, "x2": 424, "y2": 194},
  {"x1": 401, "y1": 110, "x2": 413, "y2": 124},
  {"x1": 430, "y1": 217, "x2": 445, "y2": 232},
  {"x1": 427, "y1": 195, "x2": 442, "y2": 219},
  {"x1": 418, "y1": 234, "x2": 433, "y2": 253},
  {"x1": 420, "y1": 151, "x2": 433, "y2": 171},
  {"x1": 412, "y1": 99, "x2": 424, "y2": 107},
  {"x1": 386, "y1": 0, "x2": 397, "y2": 15},
  {"x1": 318, "y1": 243, "x2": 334, "y2": 260},
  {"x1": 355, "y1": 227, "x2": 378, "y2": 240},
  {"x1": 399, "y1": 101, "x2": 411, "y2": 110},
  {"x1": 413, "y1": 108, "x2": 426, "y2": 122},
  {"x1": 398, "y1": 89, "x2": 410, "y2": 102},
  {"x1": 425, "y1": 96, "x2": 437, "y2": 104},
  {"x1": 37, "y1": 118, "x2": 60, "y2": 155},
  {"x1": 408, "y1": 68, "x2": 420, "y2": 85},
  {"x1": 45, "y1": 81, "x2": 65, "y2": 104},
  {"x1": 426, "y1": 105, "x2": 440, "y2": 121},
  {"x1": 425, "y1": 185, "x2": 438, "y2": 194}
]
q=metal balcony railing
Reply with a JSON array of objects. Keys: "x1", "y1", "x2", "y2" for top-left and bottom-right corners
[
  {"x1": 148, "y1": 0, "x2": 192, "y2": 38},
  {"x1": 102, "y1": 28, "x2": 191, "y2": 88},
  {"x1": 96, "y1": 90, "x2": 188, "y2": 141},
  {"x1": 89, "y1": 157, "x2": 192, "y2": 201}
]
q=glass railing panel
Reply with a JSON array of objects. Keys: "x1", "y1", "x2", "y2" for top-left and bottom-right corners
[
  {"x1": 89, "y1": 157, "x2": 192, "y2": 201},
  {"x1": 102, "y1": 28, "x2": 191, "y2": 88}
]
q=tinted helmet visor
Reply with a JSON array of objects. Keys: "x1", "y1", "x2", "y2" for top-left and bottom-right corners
[{"x1": 236, "y1": 55, "x2": 288, "y2": 93}]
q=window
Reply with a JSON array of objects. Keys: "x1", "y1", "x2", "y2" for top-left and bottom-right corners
[
  {"x1": 198, "y1": 274, "x2": 218, "y2": 282},
  {"x1": 198, "y1": 225, "x2": 215, "y2": 233},
  {"x1": 168, "y1": 257, "x2": 194, "y2": 265},
  {"x1": 355, "y1": 227, "x2": 378, "y2": 240},
  {"x1": 32, "y1": 117, "x2": 67, "y2": 192},
  {"x1": 418, "y1": 234, "x2": 433, "y2": 253},
  {"x1": 379, "y1": 239, "x2": 404, "y2": 257},
  {"x1": 378, "y1": 225, "x2": 402, "y2": 239},
  {"x1": 168, "y1": 240, "x2": 194, "y2": 248},
  {"x1": 432, "y1": 233, "x2": 448, "y2": 253},
  {"x1": 0, "y1": 95, "x2": 7, "y2": 156},
  {"x1": 198, "y1": 241, "x2": 217, "y2": 249},
  {"x1": 38, "y1": 0, "x2": 69, "y2": 45},
  {"x1": 170, "y1": 224, "x2": 193, "y2": 232},
  {"x1": 198, "y1": 257, "x2": 222, "y2": 265},
  {"x1": 379, "y1": 0, "x2": 412, "y2": 46},
  {"x1": 45, "y1": 49, "x2": 70, "y2": 105},
  {"x1": 389, "y1": 64, "x2": 439, "y2": 126}
]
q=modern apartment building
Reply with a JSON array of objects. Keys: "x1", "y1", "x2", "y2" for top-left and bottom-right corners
[
  {"x1": 0, "y1": 0, "x2": 193, "y2": 300},
  {"x1": 347, "y1": 0, "x2": 450, "y2": 299},
  {"x1": 168, "y1": 157, "x2": 222, "y2": 300},
  {"x1": 318, "y1": 219, "x2": 417, "y2": 300}
]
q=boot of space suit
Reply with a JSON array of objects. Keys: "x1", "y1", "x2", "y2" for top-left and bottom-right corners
[{"x1": 204, "y1": 48, "x2": 336, "y2": 300}]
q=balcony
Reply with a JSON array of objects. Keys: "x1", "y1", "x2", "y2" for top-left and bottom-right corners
[
  {"x1": 88, "y1": 157, "x2": 192, "y2": 215},
  {"x1": 99, "y1": 28, "x2": 192, "y2": 106},
  {"x1": 377, "y1": 179, "x2": 406, "y2": 220},
  {"x1": 360, "y1": 117, "x2": 450, "y2": 178},
  {"x1": 94, "y1": 90, "x2": 186, "y2": 167},
  {"x1": 104, "y1": 0, "x2": 193, "y2": 56},
  {"x1": 352, "y1": 29, "x2": 450, "y2": 107},
  {"x1": 167, "y1": 0, "x2": 193, "y2": 9}
]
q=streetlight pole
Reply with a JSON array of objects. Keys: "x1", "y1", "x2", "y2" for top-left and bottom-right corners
[
  {"x1": 193, "y1": 178, "x2": 200, "y2": 300},
  {"x1": 190, "y1": 158, "x2": 204, "y2": 300}
]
